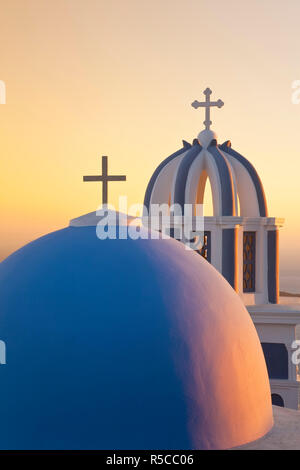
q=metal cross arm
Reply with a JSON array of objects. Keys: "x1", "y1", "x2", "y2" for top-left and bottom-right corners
[{"x1": 83, "y1": 155, "x2": 126, "y2": 205}]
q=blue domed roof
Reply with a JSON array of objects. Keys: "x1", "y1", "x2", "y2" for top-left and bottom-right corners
[{"x1": 0, "y1": 221, "x2": 273, "y2": 449}]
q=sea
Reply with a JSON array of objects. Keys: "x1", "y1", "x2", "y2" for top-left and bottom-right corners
[{"x1": 280, "y1": 270, "x2": 300, "y2": 295}]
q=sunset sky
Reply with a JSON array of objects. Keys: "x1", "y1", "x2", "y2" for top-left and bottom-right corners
[{"x1": 1, "y1": 0, "x2": 300, "y2": 272}]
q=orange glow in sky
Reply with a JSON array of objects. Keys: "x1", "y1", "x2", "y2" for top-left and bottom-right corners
[{"x1": 1, "y1": 0, "x2": 300, "y2": 272}]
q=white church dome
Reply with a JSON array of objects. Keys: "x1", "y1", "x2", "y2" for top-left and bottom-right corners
[
  {"x1": 0, "y1": 213, "x2": 273, "y2": 449},
  {"x1": 144, "y1": 137, "x2": 268, "y2": 217}
]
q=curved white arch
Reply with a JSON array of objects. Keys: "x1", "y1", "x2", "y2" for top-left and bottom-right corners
[
  {"x1": 150, "y1": 151, "x2": 188, "y2": 207},
  {"x1": 223, "y1": 151, "x2": 260, "y2": 216},
  {"x1": 184, "y1": 150, "x2": 205, "y2": 211},
  {"x1": 222, "y1": 153, "x2": 239, "y2": 216},
  {"x1": 184, "y1": 150, "x2": 224, "y2": 216}
]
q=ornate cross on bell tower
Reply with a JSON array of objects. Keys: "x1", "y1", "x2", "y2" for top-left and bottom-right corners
[
  {"x1": 191, "y1": 88, "x2": 224, "y2": 130},
  {"x1": 83, "y1": 156, "x2": 126, "y2": 205}
]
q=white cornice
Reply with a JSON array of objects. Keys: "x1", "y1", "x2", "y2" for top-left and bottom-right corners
[
  {"x1": 203, "y1": 216, "x2": 285, "y2": 227},
  {"x1": 270, "y1": 380, "x2": 300, "y2": 389},
  {"x1": 143, "y1": 215, "x2": 285, "y2": 228},
  {"x1": 248, "y1": 304, "x2": 300, "y2": 325}
]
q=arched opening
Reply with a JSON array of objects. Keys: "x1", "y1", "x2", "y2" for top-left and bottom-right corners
[
  {"x1": 271, "y1": 393, "x2": 284, "y2": 407},
  {"x1": 202, "y1": 176, "x2": 214, "y2": 216},
  {"x1": 193, "y1": 173, "x2": 213, "y2": 262}
]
